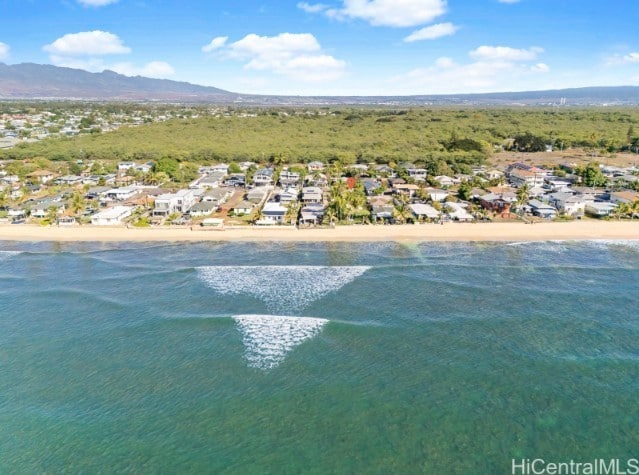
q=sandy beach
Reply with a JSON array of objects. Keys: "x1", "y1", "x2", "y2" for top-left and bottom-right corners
[{"x1": 0, "y1": 221, "x2": 637, "y2": 242}]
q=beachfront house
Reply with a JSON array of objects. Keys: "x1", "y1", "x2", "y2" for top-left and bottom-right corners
[
  {"x1": 90, "y1": 206, "x2": 133, "y2": 225},
  {"x1": 153, "y1": 189, "x2": 196, "y2": 216},
  {"x1": 232, "y1": 201, "x2": 254, "y2": 216},
  {"x1": 104, "y1": 187, "x2": 139, "y2": 202},
  {"x1": 261, "y1": 202, "x2": 288, "y2": 224},
  {"x1": 585, "y1": 202, "x2": 616, "y2": 217},
  {"x1": 445, "y1": 202, "x2": 474, "y2": 222},
  {"x1": 410, "y1": 203, "x2": 440, "y2": 221},
  {"x1": 528, "y1": 199, "x2": 558, "y2": 219},
  {"x1": 188, "y1": 201, "x2": 218, "y2": 217}
]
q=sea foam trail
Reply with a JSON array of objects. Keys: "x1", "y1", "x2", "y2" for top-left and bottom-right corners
[
  {"x1": 197, "y1": 266, "x2": 370, "y2": 313},
  {"x1": 233, "y1": 315, "x2": 328, "y2": 370}
]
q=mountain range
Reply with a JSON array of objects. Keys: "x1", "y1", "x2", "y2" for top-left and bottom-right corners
[{"x1": 1, "y1": 62, "x2": 639, "y2": 106}]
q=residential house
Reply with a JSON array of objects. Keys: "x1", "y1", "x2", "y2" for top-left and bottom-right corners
[
  {"x1": 509, "y1": 169, "x2": 546, "y2": 188},
  {"x1": 105, "y1": 187, "x2": 139, "y2": 202},
  {"x1": 117, "y1": 162, "x2": 136, "y2": 173},
  {"x1": 225, "y1": 174, "x2": 246, "y2": 187},
  {"x1": 277, "y1": 187, "x2": 299, "y2": 204},
  {"x1": 201, "y1": 188, "x2": 232, "y2": 206},
  {"x1": 189, "y1": 201, "x2": 218, "y2": 217},
  {"x1": 610, "y1": 190, "x2": 639, "y2": 204},
  {"x1": 253, "y1": 168, "x2": 274, "y2": 187},
  {"x1": 307, "y1": 161, "x2": 325, "y2": 172},
  {"x1": 302, "y1": 186, "x2": 323, "y2": 204},
  {"x1": 299, "y1": 203, "x2": 325, "y2": 225},
  {"x1": 528, "y1": 199, "x2": 557, "y2": 219},
  {"x1": 425, "y1": 188, "x2": 449, "y2": 202},
  {"x1": 233, "y1": 201, "x2": 254, "y2": 215},
  {"x1": 260, "y1": 201, "x2": 288, "y2": 224},
  {"x1": 407, "y1": 168, "x2": 428, "y2": 182},
  {"x1": 91, "y1": 206, "x2": 133, "y2": 225},
  {"x1": 410, "y1": 203, "x2": 440, "y2": 221},
  {"x1": 247, "y1": 187, "x2": 269, "y2": 204},
  {"x1": 26, "y1": 170, "x2": 58, "y2": 185},
  {"x1": 445, "y1": 202, "x2": 474, "y2": 222},
  {"x1": 433, "y1": 175, "x2": 455, "y2": 187},
  {"x1": 153, "y1": 189, "x2": 195, "y2": 216},
  {"x1": 393, "y1": 183, "x2": 419, "y2": 198},
  {"x1": 279, "y1": 170, "x2": 301, "y2": 187},
  {"x1": 586, "y1": 202, "x2": 616, "y2": 217},
  {"x1": 31, "y1": 200, "x2": 67, "y2": 219}
]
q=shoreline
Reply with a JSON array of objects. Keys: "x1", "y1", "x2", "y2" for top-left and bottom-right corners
[{"x1": 0, "y1": 221, "x2": 638, "y2": 243}]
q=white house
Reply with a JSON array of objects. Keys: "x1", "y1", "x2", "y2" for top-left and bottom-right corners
[
  {"x1": 104, "y1": 187, "x2": 139, "y2": 202},
  {"x1": 91, "y1": 206, "x2": 133, "y2": 225},
  {"x1": 410, "y1": 203, "x2": 440, "y2": 220},
  {"x1": 407, "y1": 168, "x2": 428, "y2": 182},
  {"x1": 261, "y1": 201, "x2": 288, "y2": 223},
  {"x1": 153, "y1": 189, "x2": 195, "y2": 216}
]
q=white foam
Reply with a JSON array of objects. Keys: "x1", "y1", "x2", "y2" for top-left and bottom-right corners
[
  {"x1": 233, "y1": 314, "x2": 328, "y2": 370},
  {"x1": 0, "y1": 251, "x2": 21, "y2": 261},
  {"x1": 197, "y1": 265, "x2": 370, "y2": 313}
]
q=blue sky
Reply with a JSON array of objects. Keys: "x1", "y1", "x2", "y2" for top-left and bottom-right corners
[{"x1": 1, "y1": 0, "x2": 638, "y2": 95}]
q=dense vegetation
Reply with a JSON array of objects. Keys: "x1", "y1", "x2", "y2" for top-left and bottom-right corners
[{"x1": 3, "y1": 106, "x2": 639, "y2": 174}]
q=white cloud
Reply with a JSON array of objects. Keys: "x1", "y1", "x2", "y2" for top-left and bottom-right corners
[
  {"x1": 404, "y1": 22, "x2": 458, "y2": 42},
  {"x1": 390, "y1": 45, "x2": 549, "y2": 94},
  {"x1": 0, "y1": 42, "x2": 9, "y2": 60},
  {"x1": 44, "y1": 31, "x2": 131, "y2": 56},
  {"x1": 623, "y1": 52, "x2": 639, "y2": 63},
  {"x1": 76, "y1": 0, "x2": 118, "y2": 6},
  {"x1": 531, "y1": 63, "x2": 550, "y2": 73},
  {"x1": 310, "y1": 0, "x2": 447, "y2": 27},
  {"x1": 111, "y1": 61, "x2": 175, "y2": 78},
  {"x1": 470, "y1": 45, "x2": 543, "y2": 61},
  {"x1": 217, "y1": 33, "x2": 346, "y2": 81},
  {"x1": 202, "y1": 36, "x2": 228, "y2": 53},
  {"x1": 297, "y1": 2, "x2": 329, "y2": 13},
  {"x1": 498, "y1": 0, "x2": 520, "y2": 3}
]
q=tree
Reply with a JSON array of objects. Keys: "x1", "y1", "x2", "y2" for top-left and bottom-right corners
[
  {"x1": 228, "y1": 162, "x2": 242, "y2": 174},
  {"x1": 576, "y1": 163, "x2": 607, "y2": 187},
  {"x1": 513, "y1": 132, "x2": 547, "y2": 152},
  {"x1": 457, "y1": 181, "x2": 472, "y2": 201}
]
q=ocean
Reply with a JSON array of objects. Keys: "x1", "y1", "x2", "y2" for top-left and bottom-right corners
[{"x1": 1, "y1": 240, "x2": 638, "y2": 473}]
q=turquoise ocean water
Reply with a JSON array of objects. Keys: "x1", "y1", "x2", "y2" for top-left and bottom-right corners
[{"x1": 1, "y1": 240, "x2": 638, "y2": 473}]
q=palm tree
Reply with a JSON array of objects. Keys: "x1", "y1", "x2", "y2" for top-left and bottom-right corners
[{"x1": 515, "y1": 184, "x2": 530, "y2": 214}]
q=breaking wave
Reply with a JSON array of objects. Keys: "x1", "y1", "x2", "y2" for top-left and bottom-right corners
[
  {"x1": 0, "y1": 251, "x2": 22, "y2": 261},
  {"x1": 233, "y1": 314, "x2": 328, "y2": 370},
  {"x1": 197, "y1": 265, "x2": 370, "y2": 313}
]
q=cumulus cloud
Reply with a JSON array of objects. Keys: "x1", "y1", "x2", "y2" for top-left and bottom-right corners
[
  {"x1": 302, "y1": 0, "x2": 447, "y2": 27},
  {"x1": 404, "y1": 22, "x2": 458, "y2": 42},
  {"x1": 111, "y1": 61, "x2": 175, "y2": 78},
  {"x1": 202, "y1": 36, "x2": 228, "y2": 53},
  {"x1": 0, "y1": 42, "x2": 9, "y2": 60},
  {"x1": 77, "y1": 0, "x2": 118, "y2": 6},
  {"x1": 44, "y1": 31, "x2": 131, "y2": 56},
  {"x1": 390, "y1": 44, "x2": 549, "y2": 94},
  {"x1": 470, "y1": 45, "x2": 543, "y2": 61},
  {"x1": 212, "y1": 33, "x2": 346, "y2": 81}
]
